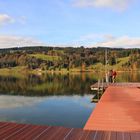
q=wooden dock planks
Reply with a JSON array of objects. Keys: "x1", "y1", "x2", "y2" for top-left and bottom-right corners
[
  {"x1": 84, "y1": 86, "x2": 140, "y2": 132},
  {"x1": 0, "y1": 122, "x2": 139, "y2": 139}
]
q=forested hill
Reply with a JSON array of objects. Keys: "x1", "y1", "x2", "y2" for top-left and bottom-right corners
[{"x1": 0, "y1": 46, "x2": 140, "y2": 72}]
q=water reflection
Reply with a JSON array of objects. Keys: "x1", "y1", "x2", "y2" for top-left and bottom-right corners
[
  {"x1": 0, "y1": 95, "x2": 95, "y2": 128},
  {"x1": 0, "y1": 73, "x2": 98, "y2": 127},
  {"x1": 0, "y1": 95, "x2": 44, "y2": 109},
  {"x1": 0, "y1": 73, "x2": 97, "y2": 96},
  {"x1": 117, "y1": 72, "x2": 140, "y2": 82},
  {"x1": 0, "y1": 72, "x2": 140, "y2": 128},
  {"x1": 0, "y1": 72, "x2": 140, "y2": 97}
]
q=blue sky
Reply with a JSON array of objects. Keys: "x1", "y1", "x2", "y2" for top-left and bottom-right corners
[{"x1": 0, "y1": 0, "x2": 140, "y2": 48}]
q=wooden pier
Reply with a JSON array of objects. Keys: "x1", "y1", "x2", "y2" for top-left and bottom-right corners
[
  {"x1": 91, "y1": 82, "x2": 140, "y2": 89},
  {"x1": 0, "y1": 83, "x2": 140, "y2": 139},
  {"x1": 84, "y1": 85, "x2": 140, "y2": 132}
]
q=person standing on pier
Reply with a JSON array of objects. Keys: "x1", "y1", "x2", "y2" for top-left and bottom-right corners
[
  {"x1": 109, "y1": 70, "x2": 113, "y2": 83},
  {"x1": 112, "y1": 70, "x2": 117, "y2": 83}
]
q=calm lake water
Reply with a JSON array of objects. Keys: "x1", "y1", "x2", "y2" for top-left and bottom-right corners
[{"x1": 0, "y1": 72, "x2": 140, "y2": 128}]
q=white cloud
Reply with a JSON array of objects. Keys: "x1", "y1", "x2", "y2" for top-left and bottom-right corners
[
  {"x1": 73, "y1": 34, "x2": 140, "y2": 48},
  {"x1": 73, "y1": 33, "x2": 115, "y2": 47},
  {"x1": 0, "y1": 35, "x2": 47, "y2": 48},
  {"x1": 94, "y1": 36, "x2": 140, "y2": 48},
  {"x1": 0, "y1": 14, "x2": 15, "y2": 25},
  {"x1": 73, "y1": 0, "x2": 132, "y2": 11},
  {"x1": 0, "y1": 14, "x2": 27, "y2": 26},
  {"x1": 0, "y1": 95, "x2": 45, "y2": 109},
  {"x1": 77, "y1": 33, "x2": 114, "y2": 42},
  {"x1": 1, "y1": 35, "x2": 140, "y2": 49}
]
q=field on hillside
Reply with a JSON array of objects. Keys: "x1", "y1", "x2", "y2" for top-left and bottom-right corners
[
  {"x1": 90, "y1": 57, "x2": 130, "y2": 71},
  {"x1": 29, "y1": 54, "x2": 61, "y2": 61}
]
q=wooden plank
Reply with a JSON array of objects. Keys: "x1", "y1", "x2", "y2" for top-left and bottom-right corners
[
  {"x1": 64, "y1": 128, "x2": 84, "y2": 140},
  {"x1": 130, "y1": 132, "x2": 140, "y2": 140},
  {"x1": 6, "y1": 125, "x2": 40, "y2": 140},
  {"x1": 116, "y1": 132, "x2": 123, "y2": 140},
  {"x1": 41, "y1": 127, "x2": 70, "y2": 140},
  {"x1": 77, "y1": 130, "x2": 90, "y2": 140},
  {"x1": 94, "y1": 131, "x2": 104, "y2": 140},
  {"x1": 2, "y1": 124, "x2": 28, "y2": 140},
  {"x1": 16, "y1": 125, "x2": 43, "y2": 140},
  {"x1": 0, "y1": 122, "x2": 10, "y2": 130},
  {"x1": 34, "y1": 126, "x2": 62, "y2": 140},
  {"x1": 0, "y1": 122, "x2": 8, "y2": 126},
  {"x1": 0, "y1": 123, "x2": 18, "y2": 137},
  {"x1": 48, "y1": 127, "x2": 71, "y2": 140},
  {"x1": 117, "y1": 132, "x2": 131, "y2": 140},
  {"x1": 23, "y1": 126, "x2": 49, "y2": 140},
  {"x1": 32, "y1": 126, "x2": 51, "y2": 140},
  {"x1": 110, "y1": 131, "x2": 117, "y2": 140},
  {"x1": 0, "y1": 124, "x2": 26, "y2": 140},
  {"x1": 123, "y1": 132, "x2": 131, "y2": 140},
  {"x1": 84, "y1": 131, "x2": 97, "y2": 140},
  {"x1": 101, "y1": 131, "x2": 111, "y2": 140}
]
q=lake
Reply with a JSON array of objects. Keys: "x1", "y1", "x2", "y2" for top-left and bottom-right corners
[{"x1": 0, "y1": 71, "x2": 139, "y2": 128}]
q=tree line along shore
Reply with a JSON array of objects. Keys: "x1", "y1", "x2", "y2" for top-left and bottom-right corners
[{"x1": 0, "y1": 46, "x2": 139, "y2": 75}]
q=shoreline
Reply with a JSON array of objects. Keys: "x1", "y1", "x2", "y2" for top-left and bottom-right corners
[{"x1": 0, "y1": 66, "x2": 139, "y2": 77}]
